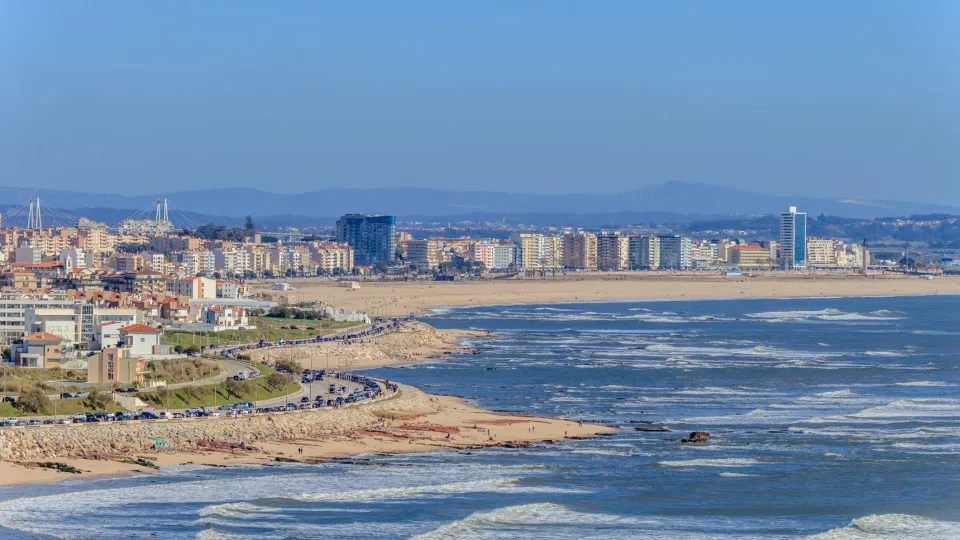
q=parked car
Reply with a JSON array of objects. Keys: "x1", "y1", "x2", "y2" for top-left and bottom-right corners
[
  {"x1": 300, "y1": 396, "x2": 309, "y2": 403},
  {"x1": 2, "y1": 396, "x2": 16, "y2": 403}
]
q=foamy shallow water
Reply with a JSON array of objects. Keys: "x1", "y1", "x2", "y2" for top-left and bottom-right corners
[{"x1": 1, "y1": 296, "x2": 958, "y2": 538}]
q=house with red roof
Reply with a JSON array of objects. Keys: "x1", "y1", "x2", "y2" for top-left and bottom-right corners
[
  {"x1": 118, "y1": 324, "x2": 163, "y2": 355},
  {"x1": 12, "y1": 331, "x2": 66, "y2": 368}
]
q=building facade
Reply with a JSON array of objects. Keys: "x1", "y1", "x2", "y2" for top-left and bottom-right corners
[
  {"x1": 779, "y1": 206, "x2": 807, "y2": 269},
  {"x1": 658, "y1": 235, "x2": 691, "y2": 270},
  {"x1": 335, "y1": 214, "x2": 396, "y2": 267}
]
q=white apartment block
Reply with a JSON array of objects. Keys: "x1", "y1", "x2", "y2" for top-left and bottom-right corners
[
  {"x1": 167, "y1": 276, "x2": 217, "y2": 299},
  {"x1": 806, "y1": 237, "x2": 835, "y2": 266},
  {"x1": 58, "y1": 248, "x2": 87, "y2": 269}
]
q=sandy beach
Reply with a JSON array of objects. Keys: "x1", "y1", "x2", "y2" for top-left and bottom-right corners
[{"x1": 257, "y1": 273, "x2": 959, "y2": 317}]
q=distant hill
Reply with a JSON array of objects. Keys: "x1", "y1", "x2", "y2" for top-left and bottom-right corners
[{"x1": 1, "y1": 181, "x2": 957, "y2": 222}]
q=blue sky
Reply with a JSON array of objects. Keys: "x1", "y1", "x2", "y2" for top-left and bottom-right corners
[{"x1": 1, "y1": 1, "x2": 958, "y2": 203}]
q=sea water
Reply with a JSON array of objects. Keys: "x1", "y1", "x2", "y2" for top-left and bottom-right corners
[{"x1": 1, "y1": 295, "x2": 958, "y2": 538}]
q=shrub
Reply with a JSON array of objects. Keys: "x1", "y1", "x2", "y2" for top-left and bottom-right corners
[{"x1": 16, "y1": 384, "x2": 50, "y2": 414}]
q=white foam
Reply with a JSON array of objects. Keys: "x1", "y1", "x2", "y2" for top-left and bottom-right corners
[
  {"x1": 895, "y1": 381, "x2": 951, "y2": 387},
  {"x1": 719, "y1": 472, "x2": 759, "y2": 477},
  {"x1": 295, "y1": 477, "x2": 581, "y2": 503},
  {"x1": 746, "y1": 309, "x2": 901, "y2": 322},
  {"x1": 657, "y1": 458, "x2": 760, "y2": 468},
  {"x1": 412, "y1": 503, "x2": 660, "y2": 540},
  {"x1": 810, "y1": 513, "x2": 960, "y2": 539}
]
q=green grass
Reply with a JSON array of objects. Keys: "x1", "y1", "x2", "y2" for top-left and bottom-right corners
[
  {"x1": 134, "y1": 364, "x2": 299, "y2": 409},
  {"x1": 161, "y1": 317, "x2": 359, "y2": 349},
  {"x1": 0, "y1": 397, "x2": 129, "y2": 417}
]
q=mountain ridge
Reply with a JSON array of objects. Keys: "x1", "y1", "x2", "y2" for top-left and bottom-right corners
[{"x1": 1, "y1": 181, "x2": 956, "y2": 221}]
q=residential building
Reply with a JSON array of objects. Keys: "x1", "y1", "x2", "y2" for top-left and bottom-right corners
[
  {"x1": 312, "y1": 244, "x2": 354, "y2": 274},
  {"x1": 141, "y1": 253, "x2": 166, "y2": 273},
  {"x1": 0, "y1": 293, "x2": 76, "y2": 344},
  {"x1": 563, "y1": 232, "x2": 598, "y2": 270},
  {"x1": 167, "y1": 276, "x2": 217, "y2": 299},
  {"x1": 110, "y1": 253, "x2": 143, "y2": 273},
  {"x1": 58, "y1": 248, "x2": 87, "y2": 269},
  {"x1": 513, "y1": 234, "x2": 563, "y2": 270},
  {"x1": 638, "y1": 236, "x2": 661, "y2": 269},
  {"x1": 118, "y1": 324, "x2": 162, "y2": 355},
  {"x1": 101, "y1": 271, "x2": 168, "y2": 295},
  {"x1": 202, "y1": 305, "x2": 249, "y2": 329},
  {"x1": 214, "y1": 249, "x2": 251, "y2": 276},
  {"x1": 93, "y1": 321, "x2": 125, "y2": 350},
  {"x1": 806, "y1": 237, "x2": 837, "y2": 267},
  {"x1": 779, "y1": 206, "x2": 807, "y2": 269},
  {"x1": 13, "y1": 331, "x2": 65, "y2": 368},
  {"x1": 406, "y1": 239, "x2": 445, "y2": 270},
  {"x1": 491, "y1": 243, "x2": 519, "y2": 270},
  {"x1": 23, "y1": 308, "x2": 78, "y2": 347},
  {"x1": 658, "y1": 235, "x2": 692, "y2": 270},
  {"x1": 728, "y1": 245, "x2": 773, "y2": 268},
  {"x1": 220, "y1": 280, "x2": 242, "y2": 299},
  {"x1": 597, "y1": 233, "x2": 630, "y2": 270},
  {"x1": 14, "y1": 244, "x2": 42, "y2": 264},
  {"x1": 87, "y1": 346, "x2": 149, "y2": 385},
  {"x1": 335, "y1": 214, "x2": 396, "y2": 266}
]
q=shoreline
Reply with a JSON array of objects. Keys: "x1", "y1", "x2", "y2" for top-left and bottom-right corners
[{"x1": 0, "y1": 324, "x2": 607, "y2": 488}]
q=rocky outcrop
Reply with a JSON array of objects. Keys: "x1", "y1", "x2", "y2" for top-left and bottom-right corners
[
  {"x1": 0, "y1": 385, "x2": 440, "y2": 462},
  {"x1": 680, "y1": 431, "x2": 710, "y2": 443}
]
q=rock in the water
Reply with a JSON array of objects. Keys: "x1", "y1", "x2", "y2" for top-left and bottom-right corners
[
  {"x1": 680, "y1": 431, "x2": 710, "y2": 443},
  {"x1": 634, "y1": 426, "x2": 671, "y2": 432}
]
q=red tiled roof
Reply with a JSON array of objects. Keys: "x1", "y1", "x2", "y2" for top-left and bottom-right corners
[
  {"x1": 23, "y1": 331, "x2": 65, "y2": 342},
  {"x1": 118, "y1": 324, "x2": 161, "y2": 333}
]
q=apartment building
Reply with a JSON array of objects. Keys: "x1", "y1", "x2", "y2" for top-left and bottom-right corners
[
  {"x1": 101, "y1": 271, "x2": 168, "y2": 296},
  {"x1": 513, "y1": 234, "x2": 563, "y2": 270},
  {"x1": 314, "y1": 244, "x2": 354, "y2": 274},
  {"x1": 658, "y1": 235, "x2": 692, "y2": 270},
  {"x1": 728, "y1": 245, "x2": 773, "y2": 268},
  {"x1": 167, "y1": 276, "x2": 217, "y2": 299},
  {"x1": 563, "y1": 232, "x2": 598, "y2": 270},
  {"x1": 58, "y1": 248, "x2": 87, "y2": 269},
  {"x1": 141, "y1": 253, "x2": 166, "y2": 273},
  {"x1": 110, "y1": 253, "x2": 143, "y2": 273},
  {"x1": 597, "y1": 233, "x2": 630, "y2": 270},
  {"x1": 406, "y1": 239, "x2": 445, "y2": 270},
  {"x1": 806, "y1": 237, "x2": 837, "y2": 267},
  {"x1": 0, "y1": 293, "x2": 76, "y2": 344},
  {"x1": 637, "y1": 236, "x2": 661, "y2": 270},
  {"x1": 335, "y1": 214, "x2": 396, "y2": 266}
]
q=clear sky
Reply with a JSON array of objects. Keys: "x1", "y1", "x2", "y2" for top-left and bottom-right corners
[{"x1": 1, "y1": 1, "x2": 958, "y2": 203}]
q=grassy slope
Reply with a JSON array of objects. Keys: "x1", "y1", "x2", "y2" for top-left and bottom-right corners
[
  {"x1": 161, "y1": 317, "x2": 358, "y2": 349},
  {"x1": 135, "y1": 363, "x2": 300, "y2": 409}
]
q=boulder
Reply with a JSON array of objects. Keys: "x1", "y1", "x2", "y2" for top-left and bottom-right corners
[{"x1": 680, "y1": 431, "x2": 710, "y2": 443}]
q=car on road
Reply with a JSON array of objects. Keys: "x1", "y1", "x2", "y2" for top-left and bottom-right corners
[
  {"x1": 56, "y1": 418, "x2": 72, "y2": 424},
  {"x1": 2, "y1": 396, "x2": 16, "y2": 403},
  {"x1": 300, "y1": 396, "x2": 309, "y2": 403}
]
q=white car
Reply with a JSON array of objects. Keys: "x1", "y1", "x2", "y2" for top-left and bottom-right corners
[
  {"x1": 57, "y1": 418, "x2": 73, "y2": 424},
  {"x1": 208, "y1": 411, "x2": 221, "y2": 417}
]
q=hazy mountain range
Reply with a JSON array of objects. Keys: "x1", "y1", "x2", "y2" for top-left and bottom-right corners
[{"x1": 2, "y1": 181, "x2": 957, "y2": 228}]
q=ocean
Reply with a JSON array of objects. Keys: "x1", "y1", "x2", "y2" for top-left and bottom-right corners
[{"x1": 1, "y1": 295, "x2": 958, "y2": 539}]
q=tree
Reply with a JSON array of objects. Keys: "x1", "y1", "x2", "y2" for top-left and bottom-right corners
[
  {"x1": 395, "y1": 247, "x2": 404, "y2": 261},
  {"x1": 284, "y1": 268, "x2": 296, "y2": 278},
  {"x1": 274, "y1": 357, "x2": 301, "y2": 375},
  {"x1": 17, "y1": 384, "x2": 50, "y2": 414},
  {"x1": 265, "y1": 373, "x2": 289, "y2": 391},
  {"x1": 83, "y1": 390, "x2": 109, "y2": 410},
  {"x1": 374, "y1": 261, "x2": 389, "y2": 274},
  {"x1": 245, "y1": 215, "x2": 256, "y2": 232},
  {"x1": 173, "y1": 345, "x2": 184, "y2": 354},
  {"x1": 225, "y1": 378, "x2": 244, "y2": 398}
]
